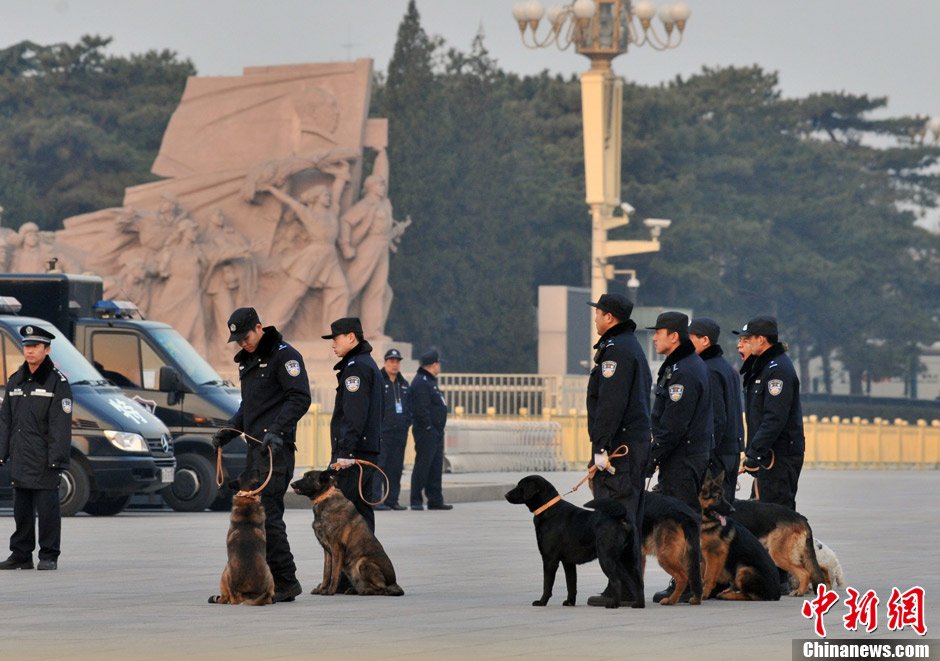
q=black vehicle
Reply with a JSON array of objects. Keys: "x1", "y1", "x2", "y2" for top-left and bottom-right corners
[
  {"x1": 0, "y1": 309, "x2": 175, "y2": 516},
  {"x1": 0, "y1": 273, "x2": 245, "y2": 512}
]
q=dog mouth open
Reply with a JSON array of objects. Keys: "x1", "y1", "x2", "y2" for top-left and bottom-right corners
[{"x1": 705, "y1": 508, "x2": 727, "y2": 526}]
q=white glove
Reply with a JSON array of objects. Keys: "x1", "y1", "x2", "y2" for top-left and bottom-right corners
[
  {"x1": 594, "y1": 452, "x2": 615, "y2": 474},
  {"x1": 334, "y1": 457, "x2": 356, "y2": 469}
]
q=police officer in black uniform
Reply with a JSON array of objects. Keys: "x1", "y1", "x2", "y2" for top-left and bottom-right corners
[
  {"x1": 213, "y1": 307, "x2": 311, "y2": 602},
  {"x1": 733, "y1": 315, "x2": 805, "y2": 510},
  {"x1": 584, "y1": 294, "x2": 651, "y2": 608},
  {"x1": 410, "y1": 350, "x2": 452, "y2": 511},
  {"x1": 373, "y1": 348, "x2": 410, "y2": 511},
  {"x1": 647, "y1": 311, "x2": 713, "y2": 511},
  {"x1": 689, "y1": 317, "x2": 744, "y2": 504},
  {"x1": 0, "y1": 326, "x2": 72, "y2": 571},
  {"x1": 323, "y1": 317, "x2": 383, "y2": 532}
]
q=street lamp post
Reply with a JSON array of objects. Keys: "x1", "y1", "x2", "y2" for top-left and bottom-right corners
[{"x1": 512, "y1": 0, "x2": 689, "y2": 305}]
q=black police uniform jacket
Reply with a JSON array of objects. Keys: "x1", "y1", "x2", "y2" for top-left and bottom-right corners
[
  {"x1": 586, "y1": 321, "x2": 652, "y2": 455},
  {"x1": 411, "y1": 366, "x2": 447, "y2": 434},
  {"x1": 0, "y1": 356, "x2": 72, "y2": 490},
  {"x1": 650, "y1": 340, "x2": 714, "y2": 467},
  {"x1": 743, "y1": 343, "x2": 804, "y2": 462},
  {"x1": 229, "y1": 327, "x2": 311, "y2": 468},
  {"x1": 700, "y1": 345, "x2": 744, "y2": 456},
  {"x1": 380, "y1": 368, "x2": 411, "y2": 436},
  {"x1": 331, "y1": 341, "x2": 383, "y2": 458}
]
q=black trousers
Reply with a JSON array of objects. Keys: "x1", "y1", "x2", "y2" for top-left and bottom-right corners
[
  {"x1": 375, "y1": 429, "x2": 408, "y2": 507},
  {"x1": 258, "y1": 449, "x2": 296, "y2": 584},
  {"x1": 11, "y1": 487, "x2": 61, "y2": 562},
  {"x1": 334, "y1": 451, "x2": 378, "y2": 533},
  {"x1": 593, "y1": 437, "x2": 650, "y2": 523},
  {"x1": 658, "y1": 451, "x2": 709, "y2": 513},
  {"x1": 711, "y1": 453, "x2": 741, "y2": 506},
  {"x1": 756, "y1": 452, "x2": 803, "y2": 511},
  {"x1": 411, "y1": 428, "x2": 444, "y2": 507}
]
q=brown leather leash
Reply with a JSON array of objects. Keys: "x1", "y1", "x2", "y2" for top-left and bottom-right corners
[
  {"x1": 533, "y1": 444, "x2": 629, "y2": 516},
  {"x1": 329, "y1": 458, "x2": 390, "y2": 507},
  {"x1": 214, "y1": 427, "x2": 273, "y2": 498}
]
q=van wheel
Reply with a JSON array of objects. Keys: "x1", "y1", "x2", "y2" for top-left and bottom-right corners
[
  {"x1": 83, "y1": 495, "x2": 132, "y2": 516},
  {"x1": 59, "y1": 463, "x2": 90, "y2": 517},
  {"x1": 161, "y1": 453, "x2": 217, "y2": 512}
]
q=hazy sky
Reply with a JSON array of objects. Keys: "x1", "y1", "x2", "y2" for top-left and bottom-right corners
[{"x1": 2, "y1": 0, "x2": 937, "y2": 120}]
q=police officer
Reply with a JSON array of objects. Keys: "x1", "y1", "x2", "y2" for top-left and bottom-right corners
[
  {"x1": 373, "y1": 348, "x2": 410, "y2": 511},
  {"x1": 410, "y1": 350, "x2": 451, "y2": 511},
  {"x1": 733, "y1": 315, "x2": 805, "y2": 510},
  {"x1": 213, "y1": 307, "x2": 311, "y2": 602},
  {"x1": 689, "y1": 317, "x2": 744, "y2": 504},
  {"x1": 0, "y1": 326, "x2": 72, "y2": 571},
  {"x1": 323, "y1": 317, "x2": 383, "y2": 531}
]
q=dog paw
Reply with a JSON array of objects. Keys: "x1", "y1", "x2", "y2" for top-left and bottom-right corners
[
  {"x1": 788, "y1": 589, "x2": 806, "y2": 597},
  {"x1": 631, "y1": 600, "x2": 645, "y2": 609},
  {"x1": 688, "y1": 596, "x2": 702, "y2": 606},
  {"x1": 562, "y1": 599, "x2": 576, "y2": 607},
  {"x1": 208, "y1": 595, "x2": 220, "y2": 604},
  {"x1": 532, "y1": 599, "x2": 549, "y2": 606}
]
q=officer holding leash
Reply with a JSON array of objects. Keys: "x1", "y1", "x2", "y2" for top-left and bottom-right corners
[
  {"x1": 0, "y1": 326, "x2": 71, "y2": 571},
  {"x1": 213, "y1": 307, "x2": 311, "y2": 603}
]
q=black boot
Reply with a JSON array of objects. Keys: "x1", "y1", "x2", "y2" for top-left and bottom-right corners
[
  {"x1": 587, "y1": 583, "x2": 634, "y2": 607},
  {"x1": 0, "y1": 555, "x2": 33, "y2": 570},
  {"x1": 653, "y1": 578, "x2": 677, "y2": 603},
  {"x1": 274, "y1": 574, "x2": 302, "y2": 603}
]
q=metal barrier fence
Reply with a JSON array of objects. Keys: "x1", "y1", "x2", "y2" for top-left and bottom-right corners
[{"x1": 443, "y1": 419, "x2": 565, "y2": 472}]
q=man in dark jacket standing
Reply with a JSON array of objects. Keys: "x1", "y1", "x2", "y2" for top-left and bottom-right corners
[
  {"x1": 212, "y1": 307, "x2": 311, "y2": 602},
  {"x1": 374, "y1": 348, "x2": 410, "y2": 511},
  {"x1": 410, "y1": 350, "x2": 451, "y2": 511},
  {"x1": 689, "y1": 317, "x2": 744, "y2": 504},
  {"x1": 733, "y1": 315, "x2": 805, "y2": 510},
  {"x1": 323, "y1": 317, "x2": 383, "y2": 531},
  {"x1": 0, "y1": 326, "x2": 72, "y2": 571}
]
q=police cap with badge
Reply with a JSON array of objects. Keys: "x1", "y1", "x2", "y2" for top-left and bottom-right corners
[
  {"x1": 20, "y1": 325, "x2": 55, "y2": 346},
  {"x1": 646, "y1": 311, "x2": 690, "y2": 337},
  {"x1": 384, "y1": 348, "x2": 403, "y2": 361},
  {"x1": 731, "y1": 315, "x2": 778, "y2": 338},
  {"x1": 587, "y1": 293, "x2": 634, "y2": 321},
  {"x1": 226, "y1": 307, "x2": 261, "y2": 343},
  {"x1": 321, "y1": 317, "x2": 364, "y2": 340},
  {"x1": 419, "y1": 350, "x2": 441, "y2": 366}
]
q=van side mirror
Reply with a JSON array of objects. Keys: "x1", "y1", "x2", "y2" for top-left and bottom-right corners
[{"x1": 158, "y1": 366, "x2": 184, "y2": 405}]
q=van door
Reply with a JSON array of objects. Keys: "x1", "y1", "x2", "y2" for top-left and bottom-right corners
[
  {"x1": 88, "y1": 330, "x2": 184, "y2": 428},
  {"x1": 0, "y1": 331, "x2": 23, "y2": 500}
]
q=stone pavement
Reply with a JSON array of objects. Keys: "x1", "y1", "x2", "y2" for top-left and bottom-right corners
[{"x1": 0, "y1": 470, "x2": 937, "y2": 660}]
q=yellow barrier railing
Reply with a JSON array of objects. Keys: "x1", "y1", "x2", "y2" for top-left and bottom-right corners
[{"x1": 293, "y1": 406, "x2": 940, "y2": 472}]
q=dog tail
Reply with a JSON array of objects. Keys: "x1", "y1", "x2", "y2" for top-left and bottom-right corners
[
  {"x1": 584, "y1": 498, "x2": 628, "y2": 520},
  {"x1": 386, "y1": 583, "x2": 405, "y2": 597},
  {"x1": 802, "y1": 524, "x2": 828, "y2": 589},
  {"x1": 680, "y1": 514, "x2": 703, "y2": 601}
]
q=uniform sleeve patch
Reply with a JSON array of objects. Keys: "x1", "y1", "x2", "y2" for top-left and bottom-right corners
[
  {"x1": 62, "y1": 398, "x2": 72, "y2": 414},
  {"x1": 768, "y1": 379, "x2": 783, "y2": 396},
  {"x1": 345, "y1": 376, "x2": 361, "y2": 392},
  {"x1": 285, "y1": 360, "x2": 301, "y2": 377},
  {"x1": 668, "y1": 385, "x2": 684, "y2": 402},
  {"x1": 601, "y1": 361, "x2": 617, "y2": 378}
]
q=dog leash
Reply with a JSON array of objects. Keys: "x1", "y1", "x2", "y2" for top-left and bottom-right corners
[
  {"x1": 214, "y1": 427, "x2": 274, "y2": 498},
  {"x1": 329, "y1": 459, "x2": 390, "y2": 507},
  {"x1": 534, "y1": 444, "x2": 631, "y2": 516}
]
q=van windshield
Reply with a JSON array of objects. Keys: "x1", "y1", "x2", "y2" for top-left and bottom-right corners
[
  {"x1": 34, "y1": 323, "x2": 109, "y2": 384},
  {"x1": 149, "y1": 327, "x2": 228, "y2": 386}
]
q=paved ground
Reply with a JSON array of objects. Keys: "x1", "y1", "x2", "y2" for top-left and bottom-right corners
[{"x1": 0, "y1": 470, "x2": 937, "y2": 660}]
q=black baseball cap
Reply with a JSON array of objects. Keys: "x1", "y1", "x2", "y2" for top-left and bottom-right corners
[
  {"x1": 732, "y1": 315, "x2": 778, "y2": 338},
  {"x1": 587, "y1": 293, "x2": 634, "y2": 322},
  {"x1": 646, "y1": 311, "x2": 689, "y2": 334},
  {"x1": 420, "y1": 350, "x2": 441, "y2": 366},
  {"x1": 20, "y1": 325, "x2": 55, "y2": 346},
  {"x1": 384, "y1": 348, "x2": 403, "y2": 360},
  {"x1": 688, "y1": 317, "x2": 720, "y2": 343},
  {"x1": 321, "y1": 317, "x2": 363, "y2": 339},
  {"x1": 226, "y1": 307, "x2": 261, "y2": 343}
]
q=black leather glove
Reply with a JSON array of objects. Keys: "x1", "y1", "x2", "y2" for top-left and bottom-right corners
[
  {"x1": 742, "y1": 455, "x2": 761, "y2": 471},
  {"x1": 260, "y1": 432, "x2": 284, "y2": 453},
  {"x1": 212, "y1": 428, "x2": 240, "y2": 450}
]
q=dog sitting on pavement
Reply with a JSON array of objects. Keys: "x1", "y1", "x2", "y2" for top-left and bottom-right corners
[
  {"x1": 641, "y1": 492, "x2": 703, "y2": 605},
  {"x1": 208, "y1": 477, "x2": 275, "y2": 606},
  {"x1": 291, "y1": 469, "x2": 404, "y2": 596},
  {"x1": 505, "y1": 474, "x2": 644, "y2": 609}
]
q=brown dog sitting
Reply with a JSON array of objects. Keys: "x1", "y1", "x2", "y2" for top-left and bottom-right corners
[
  {"x1": 291, "y1": 469, "x2": 404, "y2": 597},
  {"x1": 208, "y1": 477, "x2": 275, "y2": 606}
]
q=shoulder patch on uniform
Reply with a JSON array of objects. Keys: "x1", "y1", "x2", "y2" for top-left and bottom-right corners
[
  {"x1": 345, "y1": 376, "x2": 361, "y2": 392},
  {"x1": 54, "y1": 368, "x2": 67, "y2": 382},
  {"x1": 768, "y1": 361, "x2": 778, "y2": 369},
  {"x1": 279, "y1": 343, "x2": 288, "y2": 350},
  {"x1": 62, "y1": 398, "x2": 72, "y2": 414},
  {"x1": 768, "y1": 379, "x2": 783, "y2": 396},
  {"x1": 285, "y1": 360, "x2": 301, "y2": 377},
  {"x1": 668, "y1": 384, "x2": 684, "y2": 402},
  {"x1": 601, "y1": 361, "x2": 617, "y2": 378}
]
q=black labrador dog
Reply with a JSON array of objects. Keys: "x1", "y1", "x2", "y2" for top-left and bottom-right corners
[{"x1": 505, "y1": 475, "x2": 644, "y2": 609}]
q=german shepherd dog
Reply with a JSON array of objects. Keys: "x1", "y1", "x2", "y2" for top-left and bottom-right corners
[
  {"x1": 729, "y1": 498, "x2": 829, "y2": 596},
  {"x1": 698, "y1": 471, "x2": 780, "y2": 601},
  {"x1": 291, "y1": 469, "x2": 404, "y2": 596},
  {"x1": 505, "y1": 475, "x2": 644, "y2": 609},
  {"x1": 208, "y1": 477, "x2": 275, "y2": 605},
  {"x1": 641, "y1": 492, "x2": 703, "y2": 605}
]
